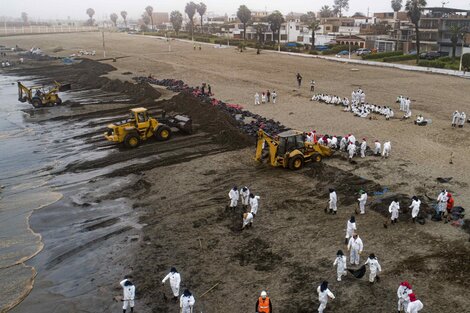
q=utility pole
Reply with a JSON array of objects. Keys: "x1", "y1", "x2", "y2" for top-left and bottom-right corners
[{"x1": 102, "y1": 30, "x2": 106, "y2": 58}]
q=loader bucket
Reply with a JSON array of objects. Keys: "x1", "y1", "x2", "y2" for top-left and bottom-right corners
[{"x1": 58, "y1": 83, "x2": 72, "y2": 92}]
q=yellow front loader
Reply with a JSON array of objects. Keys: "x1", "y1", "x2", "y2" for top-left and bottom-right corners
[
  {"x1": 17, "y1": 81, "x2": 71, "y2": 108},
  {"x1": 255, "y1": 129, "x2": 333, "y2": 170}
]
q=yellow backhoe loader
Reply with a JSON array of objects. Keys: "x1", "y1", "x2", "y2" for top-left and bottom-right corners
[
  {"x1": 255, "y1": 129, "x2": 333, "y2": 170},
  {"x1": 17, "y1": 81, "x2": 71, "y2": 108},
  {"x1": 104, "y1": 107, "x2": 192, "y2": 148}
]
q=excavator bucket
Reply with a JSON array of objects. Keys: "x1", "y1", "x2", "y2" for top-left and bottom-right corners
[{"x1": 58, "y1": 83, "x2": 71, "y2": 92}]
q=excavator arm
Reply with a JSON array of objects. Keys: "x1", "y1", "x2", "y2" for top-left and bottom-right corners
[
  {"x1": 255, "y1": 129, "x2": 280, "y2": 167},
  {"x1": 17, "y1": 82, "x2": 32, "y2": 102}
]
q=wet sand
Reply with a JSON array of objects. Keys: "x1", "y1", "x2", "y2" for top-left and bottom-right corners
[{"x1": 0, "y1": 33, "x2": 469, "y2": 313}]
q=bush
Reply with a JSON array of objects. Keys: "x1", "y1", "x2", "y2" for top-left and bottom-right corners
[
  {"x1": 444, "y1": 62, "x2": 460, "y2": 70},
  {"x1": 439, "y1": 56, "x2": 452, "y2": 62},
  {"x1": 309, "y1": 50, "x2": 319, "y2": 55},
  {"x1": 418, "y1": 60, "x2": 446, "y2": 68},
  {"x1": 462, "y1": 53, "x2": 470, "y2": 70},
  {"x1": 328, "y1": 44, "x2": 360, "y2": 53},
  {"x1": 193, "y1": 36, "x2": 211, "y2": 43},
  {"x1": 363, "y1": 51, "x2": 403, "y2": 60},
  {"x1": 288, "y1": 47, "x2": 301, "y2": 53},
  {"x1": 383, "y1": 54, "x2": 416, "y2": 62}
]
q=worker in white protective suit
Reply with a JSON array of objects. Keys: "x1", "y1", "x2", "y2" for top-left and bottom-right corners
[
  {"x1": 228, "y1": 186, "x2": 239, "y2": 209},
  {"x1": 406, "y1": 293, "x2": 423, "y2": 313},
  {"x1": 458, "y1": 112, "x2": 466, "y2": 128},
  {"x1": 360, "y1": 138, "x2": 367, "y2": 158},
  {"x1": 357, "y1": 190, "x2": 367, "y2": 214},
  {"x1": 120, "y1": 278, "x2": 136, "y2": 313},
  {"x1": 317, "y1": 281, "x2": 335, "y2": 313},
  {"x1": 364, "y1": 253, "x2": 381, "y2": 283},
  {"x1": 374, "y1": 140, "x2": 381, "y2": 156},
  {"x1": 347, "y1": 233, "x2": 363, "y2": 265},
  {"x1": 162, "y1": 267, "x2": 181, "y2": 301},
  {"x1": 409, "y1": 196, "x2": 421, "y2": 223},
  {"x1": 436, "y1": 190, "x2": 448, "y2": 217},
  {"x1": 397, "y1": 281, "x2": 413, "y2": 312},
  {"x1": 389, "y1": 199, "x2": 400, "y2": 224},
  {"x1": 345, "y1": 216, "x2": 357, "y2": 244},
  {"x1": 451, "y1": 110, "x2": 459, "y2": 127},
  {"x1": 348, "y1": 134, "x2": 356, "y2": 144},
  {"x1": 333, "y1": 250, "x2": 347, "y2": 281},
  {"x1": 242, "y1": 211, "x2": 254, "y2": 229},
  {"x1": 240, "y1": 186, "x2": 250, "y2": 208},
  {"x1": 249, "y1": 193, "x2": 260, "y2": 216},
  {"x1": 382, "y1": 141, "x2": 391, "y2": 158},
  {"x1": 180, "y1": 289, "x2": 196, "y2": 313},
  {"x1": 328, "y1": 188, "x2": 338, "y2": 214},
  {"x1": 348, "y1": 142, "x2": 356, "y2": 160},
  {"x1": 339, "y1": 136, "x2": 347, "y2": 151},
  {"x1": 255, "y1": 93, "x2": 260, "y2": 105}
]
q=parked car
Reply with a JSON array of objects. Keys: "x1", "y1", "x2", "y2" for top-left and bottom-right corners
[
  {"x1": 336, "y1": 50, "x2": 350, "y2": 57},
  {"x1": 407, "y1": 50, "x2": 417, "y2": 55},
  {"x1": 315, "y1": 45, "x2": 329, "y2": 51},
  {"x1": 356, "y1": 48, "x2": 371, "y2": 56},
  {"x1": 419, "y1": 51, "x2": 449, "y2": 60}
]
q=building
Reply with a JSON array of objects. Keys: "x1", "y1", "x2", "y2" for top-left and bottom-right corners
[
  {"x1": 416, "y1": 7, "x2": 470, "y2": 56},
  {"x1": 335, "y1": 34, "x2": 367, "y2": 48},
  {"x1": 152, "y1": 12, "x2": 169, "y2": 25}
]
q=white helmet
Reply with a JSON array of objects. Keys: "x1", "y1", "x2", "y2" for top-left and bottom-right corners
[{"x1": 260, "y1": 291, "x2": 267, "y2": 298}]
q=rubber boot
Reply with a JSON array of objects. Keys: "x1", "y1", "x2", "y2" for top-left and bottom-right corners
[
  {"x1": 412, "y1": 217, "x2": 416, "y2": 223},
  {"x1": 344, "y1": 238, "x2": 349, "y2": 245},
  {"x1": 130, "y1": 308, "x2": 134, "y2": 313},
  {"x1": 123, "y1": 310, "x2": 126, "y2": 313},
  {"x1": 329, "y1": 209, "x2": 333, "y2": 214},
  {"x1": 333, "y1": 210, "x2": 337, "y2": 215}
]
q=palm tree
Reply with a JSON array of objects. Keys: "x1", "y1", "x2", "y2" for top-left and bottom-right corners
[
  {"x1": 196, "y1": 2, "x2": 207, "y2": 33},
  {"x1": 141, "y1": 12, "x2": 151, "y2": 31},
  {"x1": 319, "y1": 6, "x2": 333, "y2": 18},
  {"x1": 267, "y1": 11, "x2": 285, "y2": 45},
  {"x1": 254, "y1": 23, "x2": 268, "y2": 43},
  {"x1": 185, "y1": 2, "x2": 197, "y2": 40},
  {"x1": 405, "y1": 0, "x2": 427, "y2": 64},
  {"x1": 170, "y1": 11, "x2": 183, "y2": 35},
  {"x1": 86, "y1": 8, "x2": 95, "y2": 26},
  {"x1": 121, "y1": 11, "x2": 128, "y2": 28},
  {"x1": 449, "y1": 25, "x2": 465, "y2": 62},
  {"x1": 308, "y1": 21, "x2": 321, "y2": 50},
  {"x1": 145, "y1": 5, "x2": 154, "y2": 30},
  {"x1": 237, "y1": 5, "x2": 251, "y2": 40},
  {"x1": 110, "y1": 13, "x2": 118, "y2": 27},
  {"x1": 391, "y1": 0, "x2": 403, "y2": 13}
]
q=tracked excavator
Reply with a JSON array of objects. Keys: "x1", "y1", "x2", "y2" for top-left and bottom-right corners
[{"x1": 255, "y1": 129, "x2": 333, "y2": 170}]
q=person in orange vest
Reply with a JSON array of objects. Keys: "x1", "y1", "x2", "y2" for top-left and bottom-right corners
[
  {"x1": 255, "y1": 290, "x2": 272, "y2": 313},
  {"x1": 445, "y1": 193, "x2": 455, "y2": 223}
]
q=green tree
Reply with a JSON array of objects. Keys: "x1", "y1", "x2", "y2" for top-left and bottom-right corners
[
  {"x1": 405, "y1": 0, "x2": 427, "y2": 64},
  {"x1": 185, "y1": 1, "x2": 198, "y2": 40},
  {"x1": 110, "y1": 13, "x2": 118, "y2": 27},
  {"x1": 86, "y1": 8, "x2": 95, "y2": 26},
  {"x1": 308, "y1": 20, "x2": 321, "y2": 50},
  {"x1": 449, "y1": 25, "x2": 465, "y2": 62},
  {"x1": 267, "y1": 10, "x2": 285, "y2": 45},
  {"x1": 319, "y1": 5, "x2": 333, "y2": 18},
  {"x1": 300, "y1": 11, "x2": 316, "y2": 24},
  {"x1": 254, "y1": 23, "x2": 268, "y2": 43},
  {"x1": 121, "y1": 11, "x2": 128, "y2": 28},
  {"x1": 391, "y1": 0, "x2": 403, "y2": 12},
  {"x1": 333, "y1": 0, "x2": 349, "y2": 17},
  {"x1": 170, "y1": 11, "x2": 183, "y2": 35},
  {"x1": 196, "y1": 2, "x2": 207, "y2": 33},
  {"x1": 145, "y1": 5, "x2": 154, "y2": 30},
  {"x1": 237, "y1": 5, "x2": 251, "y2": 40}
]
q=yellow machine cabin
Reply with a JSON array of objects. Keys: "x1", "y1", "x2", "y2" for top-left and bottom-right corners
[
  {"x1": 104, "y1": 108, "x2": 192, "y2": 148},
  {"x1": 17, "y1": 81, "x2": 70, "y2": 108},
  {"x1": 255, "y1": 129, "x2": 333, "y2": 170}
]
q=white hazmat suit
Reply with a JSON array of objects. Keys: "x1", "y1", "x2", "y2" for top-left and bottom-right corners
[
  {"x1": 409, "y1": 199, "x2": 421, "y2": 219},
  {"x1": 360, "y1": 140, "x2": 367, "y2": 158},
  {"x1": 406, "y1": 299, "x2": 423, "y2": 313},
  {"x1": 180, "y1": 294, "x2": 196, "y2": 313},
  {"x1": 240, "y1": 187, "x2": 250, "y2": 206},
  {"x1": 228, "y1": 188, "x2": 239, "y2": 208},
  {"x1": 329, "y1": 191, "x2": 337, "y2": 212},
  {"x1": 242, "y1": 212, "x2": 253, "y2": 229},
  {"x1": 348, "y1": 236, "x2": 363, "y2": 265},
  {"x1": 346, "y1": 220, "x2": 357, "y2": 239},
  {"x1": 364, "y1": 257, "x2": 381, "y2": 282},
  {"x1": 249, "y1": 195, "x2": 260, "y2": 215},
  {"x1": 120, "y1": 279, "x2": 136, "y2": 311},
  {"x1": 162, "y1": 271, "x2": 181, "y2": 297},
  {"x1": 382, "y1": 141, "x2": 391, "y2": 158},
  {"x1": 333, "y1": 255, "x2": 347, "y2": 281},
  {"x1": 374, "y1": 141, "x2": 381, "y2": 155},
  {"x1": 389, "y1": 201, "x2": 400, "y2": 221},
  {"x1": 397, "y1": 284, "x2": 413, "y2": 311},
  {"x1": 317, "y1": 286, "x2": 335, "y2": 313},
  {"x1": 358, "y1": 192, "x2": 367, "y2": 214},
  {"x1": 348, "y1": 143, "x2": 356, "y2": 159}
]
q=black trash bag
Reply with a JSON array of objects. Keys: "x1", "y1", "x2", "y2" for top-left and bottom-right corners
[{"x1": 347, "y1": 265, "x2": 366, "y2": 279}]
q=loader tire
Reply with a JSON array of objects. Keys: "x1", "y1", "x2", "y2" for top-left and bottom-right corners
[
  {"x1": 31, "y1": 97, "x2": 42, "y2": 108},
  {"x1": 155, "y1": 125, "x2": 172, "y2": 141},
  {"x1": 124, "y1": 133, "x2": 140, "y2": 148},
  {"x1": 312, "y1": 153, "x2": 322, "y2": 163},
  {"x1": 288, "y1": 155, "x2": 304, "y2": 170}
]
